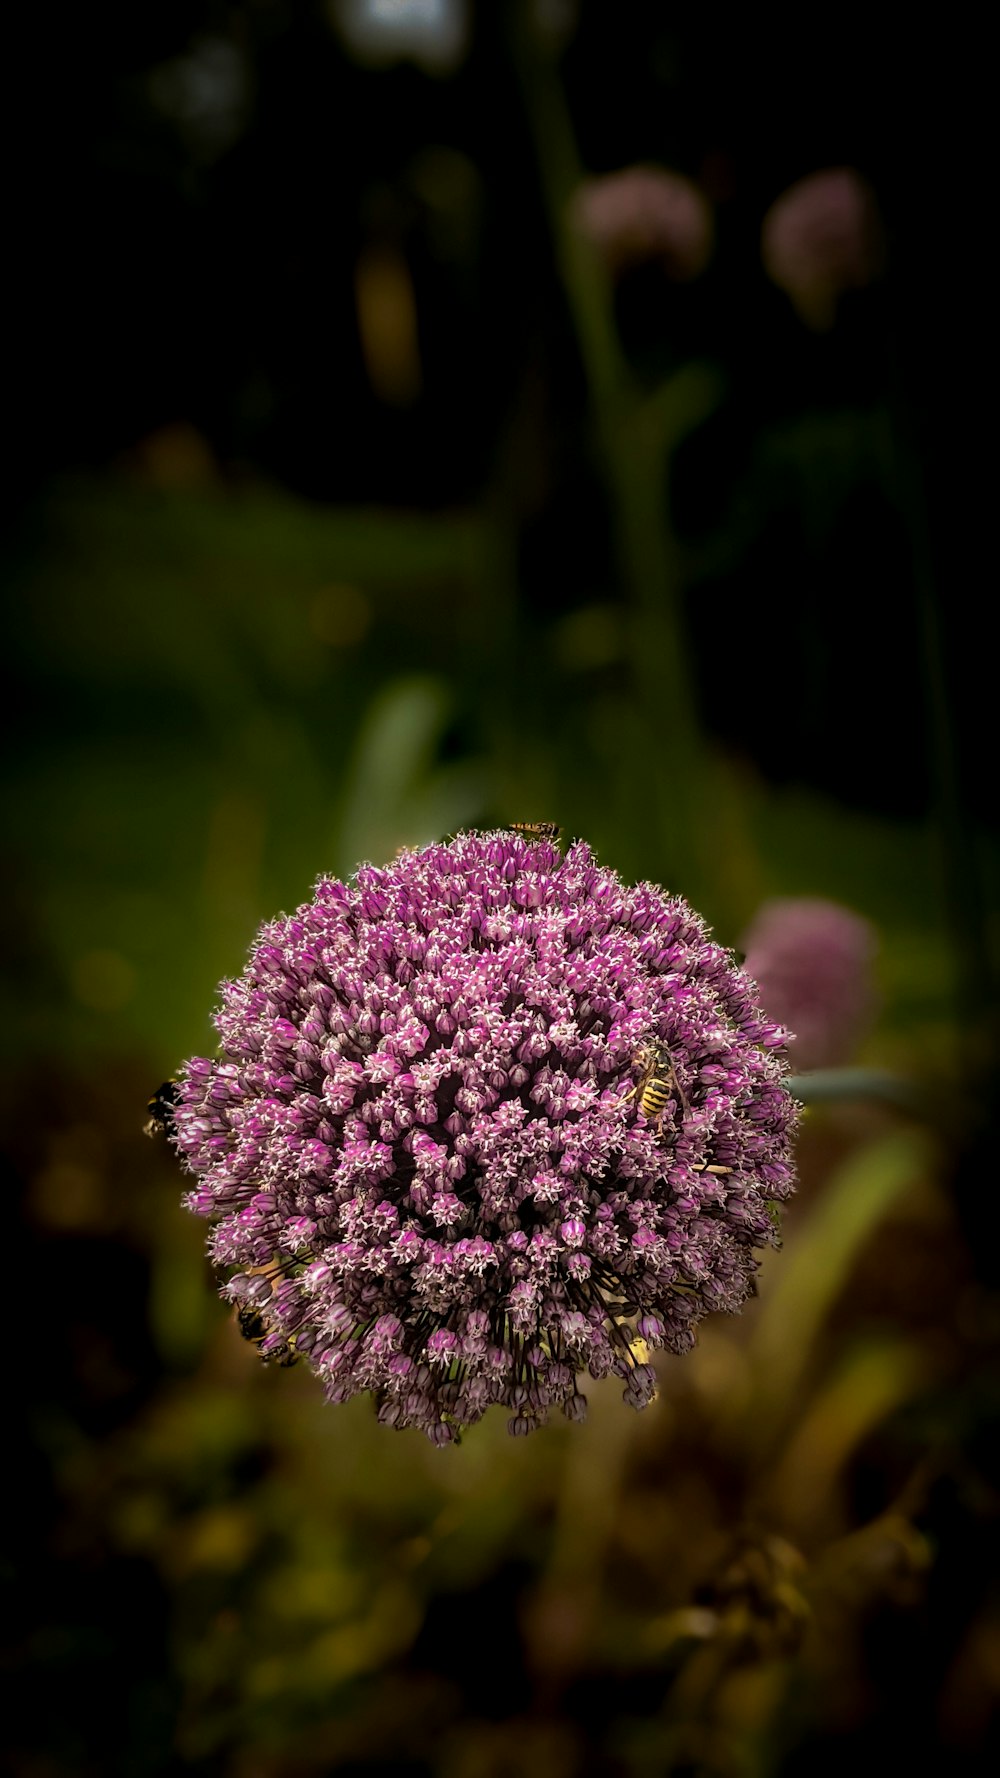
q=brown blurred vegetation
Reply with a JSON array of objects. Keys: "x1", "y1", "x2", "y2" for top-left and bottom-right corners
[{"x1": 8, "y1": 1049, "x2": 1000, "y2": 1776}]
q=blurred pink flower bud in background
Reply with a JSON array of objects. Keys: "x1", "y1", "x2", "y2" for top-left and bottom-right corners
[
  {"x1": 740, "y1": 897, "x2": 879, "y2": 1072},
  {"x1": 760, "y1": 167, "x2": 884, "y2": 330},
  {"x1": 571, "y1": 165, "x2": 715, "y2": 281}
]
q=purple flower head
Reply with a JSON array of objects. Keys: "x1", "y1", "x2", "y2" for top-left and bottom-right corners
[
  {"x1": 171, "y1": 833, "x2": 797, "y2": 1441},
  {"x1": 571, "y1": 166, "x2": 714, "y2": 282},
  {"x1": 740, "y1": 897, "x2": 879, "y2": 1073},
  {"x1": 761, "y1": 167, "x2": 883, "y2": 330}
]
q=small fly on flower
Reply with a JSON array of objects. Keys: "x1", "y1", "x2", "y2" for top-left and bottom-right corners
[
  {"x1": 509, "y1": 820, "x2": 561, "y2": 844},
  {"x1": 144, "y1": 1080, "x2": 179, "y2": 1140}
]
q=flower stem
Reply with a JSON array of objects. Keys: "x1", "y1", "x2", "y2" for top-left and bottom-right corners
[
  {"x1": 786, "y1": 1068, "x2": 927, "y2": 1118},
  {"x1": 511, "y1": 17, "x2": 716, "y2": 902}
]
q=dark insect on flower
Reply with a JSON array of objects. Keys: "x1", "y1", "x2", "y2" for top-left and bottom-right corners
[
  {"x1": 509, "y1": 820, "x2": 561, "y2": 843},
  {"x1": 630, "y1": 1041, "x2": 688, "y2": 1127},
  {"x1": 234, "y1": 1263, "x2": 300, "y2": 1366},
  {"x1": 144, "y1": 1080, "x2": 179, "y2": 1140},
  {"x1": 237, "y1": 1303, "x2": 299, "y2": 1367},
  {"x1": 166, "y1": 831, "x2": 797, "y2": 1442}
]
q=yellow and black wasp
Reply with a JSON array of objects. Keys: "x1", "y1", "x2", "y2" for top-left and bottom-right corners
[
  {"x1": 144, "y1": 1080, "x2": 179, "y2": 1140},
  {"x1": 629, "y1": 1044, "x2": 732, "y2": 1171},
  {"x1": 630, "y1": 1041, "x2": 688, "y2": 1129}
]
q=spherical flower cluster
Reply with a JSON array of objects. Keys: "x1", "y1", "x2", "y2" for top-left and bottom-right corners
[
  {"x1": 172, "y1": 833, "x2": 797, "y2": 1442},
  {"x1": 760, "y1": 166, "x2": 883, "y2": 330},
  {"x1": 740, "y1": 897, "x2": 878, "y2": 1072},
  {"x1": 571, "y1": 165, "x2": 715, "y2": 282}
]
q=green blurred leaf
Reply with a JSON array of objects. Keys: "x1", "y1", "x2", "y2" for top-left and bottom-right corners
[
  {"x1": 787, "y1": 1069, "x2": 927, "y2": 1117},
  {"x1": 746, "y1": 1130, "x2": 932, "y2": 1429},
  {"x1": 768, "y1": 1338, "x2": 929, "y2": 1530},
  {"x1": 334, "y1": 675, "x2": 488, "y2": 870}
]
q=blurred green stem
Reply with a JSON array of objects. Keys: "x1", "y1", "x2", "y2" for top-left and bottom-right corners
[
  {"x1": 787, "y1": 1068, "x2": 928, "y2": 1118},
  {"x1": 879, "y1": 380, "x2": 995, "y2": 1082},
  {"x1": 743, "y1": 1129, "x2": 930, "y2": 1453},
  {"x1": 513, "y1": 17, "x2": 717, "y2": 901}
]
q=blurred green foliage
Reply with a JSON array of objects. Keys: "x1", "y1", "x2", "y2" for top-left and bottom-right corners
[{"x1": 3, "y1": 475, "x2": 969, "y2": 1076}]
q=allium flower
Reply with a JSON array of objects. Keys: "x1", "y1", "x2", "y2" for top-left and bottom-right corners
[
  {"x1": 172, "y1": 833, "x2": 797, "y2": 1442},
  {"x1": 571, "y1": 166, "x2": 714, "y2": 282},
  {"x1": 740, "y1": 898, "x2": 878, "y2": 1073},
  {"x1": 760, "y1": 167, "x2": 883, "y2": 330}
]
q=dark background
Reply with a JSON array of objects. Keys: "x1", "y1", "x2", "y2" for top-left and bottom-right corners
[
  {"x1": 3, "y1": 4, "x2": 998, "y2": 1775},
  {"x1": 7, "y1": 2, "x2": 991, "y2": 821}
]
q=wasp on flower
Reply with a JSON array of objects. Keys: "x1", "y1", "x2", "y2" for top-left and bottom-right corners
[{"x1": 629, "y1": 1041, "x2": 688, "y2": 1128}]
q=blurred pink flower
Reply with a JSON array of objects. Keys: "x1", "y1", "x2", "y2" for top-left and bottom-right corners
[
  {"x1": 572, "y1": 165, "x2": 714, "y2": 281},
  {"x1": 740, "y1": 897, "x2": 879, "y2": 1072},
  {"x1": 760, "y1": 167, "x2": 883, "y2": 330}
]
